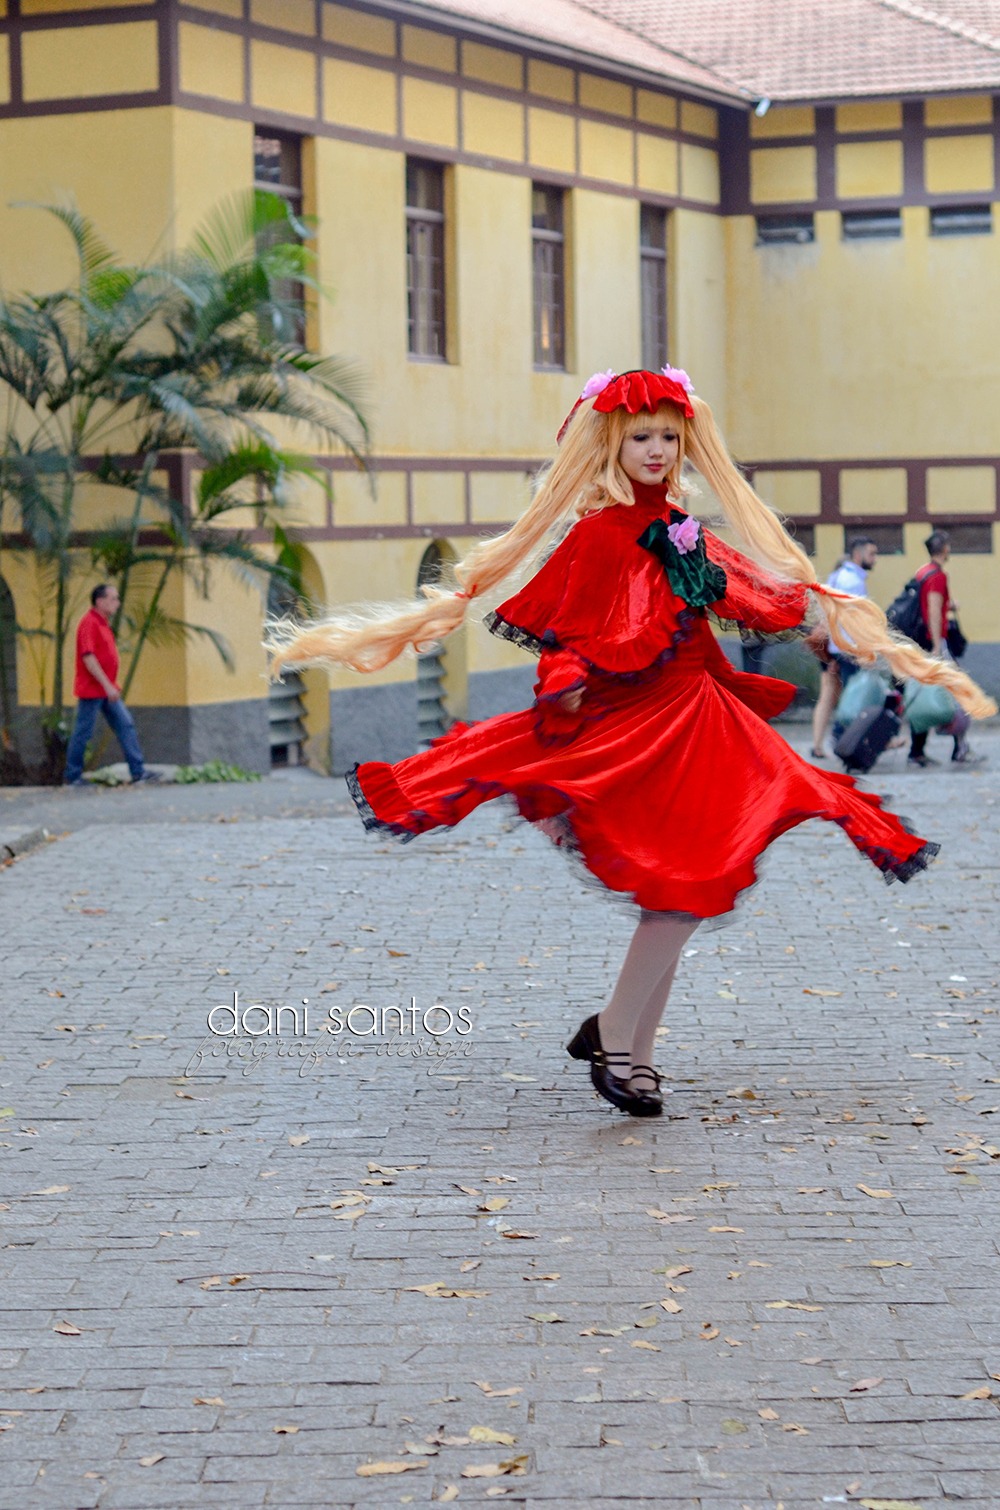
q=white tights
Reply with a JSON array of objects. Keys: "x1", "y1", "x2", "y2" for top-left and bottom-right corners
[{"x1": 597, "y1": 909, "x2": 699, "y2": 1087}]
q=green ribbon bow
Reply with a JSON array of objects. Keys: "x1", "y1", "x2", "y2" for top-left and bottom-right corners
[{"x1": 637, "y1": 509, "x2": 728, "y2": 609}]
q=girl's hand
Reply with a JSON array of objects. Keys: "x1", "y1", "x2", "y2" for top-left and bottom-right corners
[{"x1": 556, "y1": 687, "x2": 584, "y2": 713}]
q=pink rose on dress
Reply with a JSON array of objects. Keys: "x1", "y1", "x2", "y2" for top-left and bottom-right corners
[
  {"x1": 666, "y1": 515, "x2": 700, "y2": 554},
  {"x1": 581, "y1": 369, "x2": 618, "y2": 399},
  {"x1": 660, "y1": 364, "x2": 694, "y2": 394}
]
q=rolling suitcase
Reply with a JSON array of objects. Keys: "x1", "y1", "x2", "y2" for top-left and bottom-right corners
[{"x1": 834, "y1": 696, "x2": 902, "y2": 774}]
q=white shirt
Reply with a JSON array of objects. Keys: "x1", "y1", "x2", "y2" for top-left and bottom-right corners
[{"x1": 826, "y1": 558, "x2": 868, "y2": 655}]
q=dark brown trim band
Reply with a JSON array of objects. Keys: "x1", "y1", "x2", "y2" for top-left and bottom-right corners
[{"x1": 746, "y1": 454, "x2": 1000, "y2": 526}]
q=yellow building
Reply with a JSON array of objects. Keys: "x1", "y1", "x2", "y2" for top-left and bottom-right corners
[{"x1": 1, "y1": 0, "x2": 998, "y2": 775}]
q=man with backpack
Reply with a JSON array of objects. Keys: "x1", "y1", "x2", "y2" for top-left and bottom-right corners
[{"x1": 887, "y1": 530, "x2": 982, "y2": 767}]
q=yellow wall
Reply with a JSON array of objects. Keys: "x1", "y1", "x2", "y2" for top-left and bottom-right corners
[{"x1": 726, "y1": 206, "x2": 1000, "y2": 461}]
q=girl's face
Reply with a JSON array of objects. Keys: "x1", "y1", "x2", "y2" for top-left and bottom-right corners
[{"x1": 617, "y1": 412, "x2": 680, "y2": 485}]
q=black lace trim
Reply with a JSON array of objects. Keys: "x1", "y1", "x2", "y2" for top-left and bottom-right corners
[
  {"x1": 482, "y1": 607, "x2": 699, "y2": 687},
  {"x1": 707, "y1": 611, "x2": 809, "y2": 647},
  {"x1": 345, "y1": 764, "x2": 941, "y2": 905}
]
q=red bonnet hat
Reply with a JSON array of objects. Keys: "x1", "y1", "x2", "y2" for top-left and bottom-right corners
[{"x1": 557, "y1": 367, "x2": 695, "y2": 443}]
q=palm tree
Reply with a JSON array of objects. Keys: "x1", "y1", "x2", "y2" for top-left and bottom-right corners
[{"x1": 0, "y1": 193, "x2": 369, "y2": 780}]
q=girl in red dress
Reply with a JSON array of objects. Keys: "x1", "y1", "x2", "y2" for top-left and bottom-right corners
[{"x1": 269, "y1": 369, "x2": 995, "y2": 1118}]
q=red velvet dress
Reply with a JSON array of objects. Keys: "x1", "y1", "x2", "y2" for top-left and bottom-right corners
[{"x1": 346, "y1": 481, "x2": 937, "y2": 917}]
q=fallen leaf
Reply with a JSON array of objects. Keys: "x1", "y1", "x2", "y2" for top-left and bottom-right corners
[
  {"x1": 469, "y1": 1425, "x2": 516, "y2": 1445},
  {"x1": 782, "y1": 1422, "x2": 809, "y2": 1433},
  {"x1": 228, "y1": 1274, "x2": 250, "y2": 1286},
  {"x1": 720, "y1": 1418, "x2": 748, "y2": 1434},
  {"x1": 138, "y1": 1454, "x2": 164, "y2": 1467},
  {"x1": 438, "y1": 1489, "x2": 459, "y2": 1503},
  {"x1": 30, "y1": 1186, "x2": 70, "y2": 1196},
  {"x1": 620, "y1": 1135, "x2": 642, "y2": 1146},
  {"x1": 869, "y1": 1260, "x2": 912, "y2": 1269},
  {"x1": 700, "y1": 1326, "x2": 720, "y2": 1340},
  {"x1": 193, "y1": 1396, "x2": 225, "y2": 1406},
  {"x1": 856, "y1": 1184, "x2": 893, "y2": 1199},
  {"x1": 798, "y1": 1187, "x2": 827, "y2": 1195},
  {"x1": 406, "y1": 1282, "x2": 488, "y2": 1299},
  {"x1": 356, "y1": 1460, "x2": 427, "y2": 1476},
  {"x1": 850, "y1": 1377, "x2": 885, "y2": 1392},
  {"x1": 803, "y1": 987, "x2": 842, "y2": 997},
  {"x1": 646, "y1": 1209, "x2": 695, "y2": 1225},
  {"x1": 53, "y1": 1322, "x2": 81, "y2": 1336},
  {"x1": 461, "y1": 1456, "x2": 528, "y2": 1478},
  {"x1": 500, "y1": 1230, "x2": 538, "y2": 1240},
  {"x1": 455, "y1": 1185, "x2": 480, "y2": 1196},
  {"x1": 532, "y1": 1272, "x2": 559, "y2": 1282},
  {"x1": 661, "y1": 1265, "x2": 693, "y2": 1278},
  {"x1": 631, "y1": 1339, "x2": 661, "y2": 1351},
  {"x1": 765, "y1": 1300, "x2": 823, "y2": 1312},
  {"x1": 288, "y1": 1134, "x2": 310, "y2": 1147},
  {"x1": 759, "y1": 1407, "x2": 780, "y2": 1420},
  {"x1": 708, "y1": 1226, "x2": 744, "y2": 1234},
  {"x1": 859, "y1": 1501, "x2": 927, "y2": 1510},
  {"x1": 387, "y1": 948, "x2": 409, "y2": 957},
  {"x1": 660, "y1": 1298, "x2": 683, "y2": 1314},
  {"x1": 960, "y1": 1385, "x2": 991, "y2": 1400},
  {"x1": 526, "y1": 1311, "x2": 562, "y2": 1323},
  {"x1": 478, "y1": 1197, "x2": 510, "y2": 1212},
  {"x1": 273, "y1": 1424, "x2": 299, "y2": 1434},
  {"x1": 473, "y1": 1382, "x2": 522, "y2": 1398}
]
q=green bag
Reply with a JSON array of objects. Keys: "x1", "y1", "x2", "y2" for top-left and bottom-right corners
[
  {"x1": 903, "y1": 679, "x2": 957, "y2": 734},
  {"x1": 835, "y1": 669, "x2": 890, "y2": 725}
]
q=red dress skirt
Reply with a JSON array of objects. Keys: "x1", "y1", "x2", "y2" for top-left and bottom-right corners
[{"x1": 346, "y1": 486, "x2": 937, "y2": 918}]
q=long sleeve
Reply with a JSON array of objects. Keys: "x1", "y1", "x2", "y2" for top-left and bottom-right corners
[
  {"x1": 703, "y1": 531, "x2": 809, "y2": 636},
  {"x1": 532, "y1": 646, "x2": 588, "y2": 741}
]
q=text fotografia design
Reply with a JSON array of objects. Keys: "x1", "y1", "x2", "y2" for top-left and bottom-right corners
[{"x1": 204, "y1": 991, "x2": 473, "y2": 1038}]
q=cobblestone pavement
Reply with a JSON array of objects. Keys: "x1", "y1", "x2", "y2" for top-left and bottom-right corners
[{"x1": 2, "y1": 728, "x2": 999, "y2": 1510}]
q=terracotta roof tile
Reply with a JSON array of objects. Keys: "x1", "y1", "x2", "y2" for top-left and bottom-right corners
[
  {"x1": 404, "y1": 0, "x2": 1000, "y2": 101},
  {"x1": 574, "y1": 0, "x2": 1000, "y2": 100}
]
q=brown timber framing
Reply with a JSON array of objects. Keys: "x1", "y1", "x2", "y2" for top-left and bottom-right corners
[
  {"x1": 5, "y1": 451, "x2": 993, "y2": 554},
  {"x1": 0, "y1": 0, "x2": 730, "y2": 212},
  {"x1": 737, "y1": 92, "x2": 1000, "y2": 216}
]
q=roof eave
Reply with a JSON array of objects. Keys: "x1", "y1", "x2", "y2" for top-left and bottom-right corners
[{"x1": 366, "y1": 0, "x2": 748, "y2": 108}]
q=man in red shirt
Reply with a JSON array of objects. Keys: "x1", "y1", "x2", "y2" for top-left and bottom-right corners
[
  {"x1": 64, "y1": 584, "x2": 152, "y2": 786},
  {"x1": 908, "y1": 530, "x2": 981, "y2": 767}
]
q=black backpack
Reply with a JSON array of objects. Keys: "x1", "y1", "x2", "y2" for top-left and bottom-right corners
[{"x1": 886, "y1": 570, "x2": 931, "y2": 649}]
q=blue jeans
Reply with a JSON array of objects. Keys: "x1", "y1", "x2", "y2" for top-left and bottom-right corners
[{"x1": 65, "y1": 697, "x2": 145, "y2": 783}]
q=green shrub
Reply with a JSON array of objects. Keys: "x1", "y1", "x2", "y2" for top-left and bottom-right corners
[{"x1": 174, "y1": 761, "x2": 262, "y2": 784}]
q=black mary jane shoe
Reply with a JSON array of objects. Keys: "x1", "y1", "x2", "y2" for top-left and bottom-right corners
[
  {"x1": 567, "y1": 1014, "x2": 646, "y2": 1115},
  {"x1": 627, "y1": 1065, "x2": 665, "y2": 1118}
]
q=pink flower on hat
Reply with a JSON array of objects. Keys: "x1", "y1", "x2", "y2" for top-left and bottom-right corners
[
  {"x1": 667, "y1": 515, "x2": 700, "y2": 554},
  {"x1": 581, "y1": 369, "x2": 618, "y2": 399},
  {"x1": 660, "y1": 364, "x2": 694, "y2": 394}
]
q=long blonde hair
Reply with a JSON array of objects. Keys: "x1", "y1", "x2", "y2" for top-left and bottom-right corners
[{"x1": 266, "y1": 393, "x2": 996, "y2": 719}]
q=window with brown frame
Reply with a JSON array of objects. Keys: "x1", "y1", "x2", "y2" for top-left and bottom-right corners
[
  {"x1": 253, "y1": 127, "x2": 306, "y2": 345},
  {"x1": 640, "y1": 205, "x2": 668, "y2": 370},
  {"x1": 406, "y1": 159, "x2": 446, "y2": 360},
  {"x1": 532, "y1": 184, "x2": 566, "y2": 369}
]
